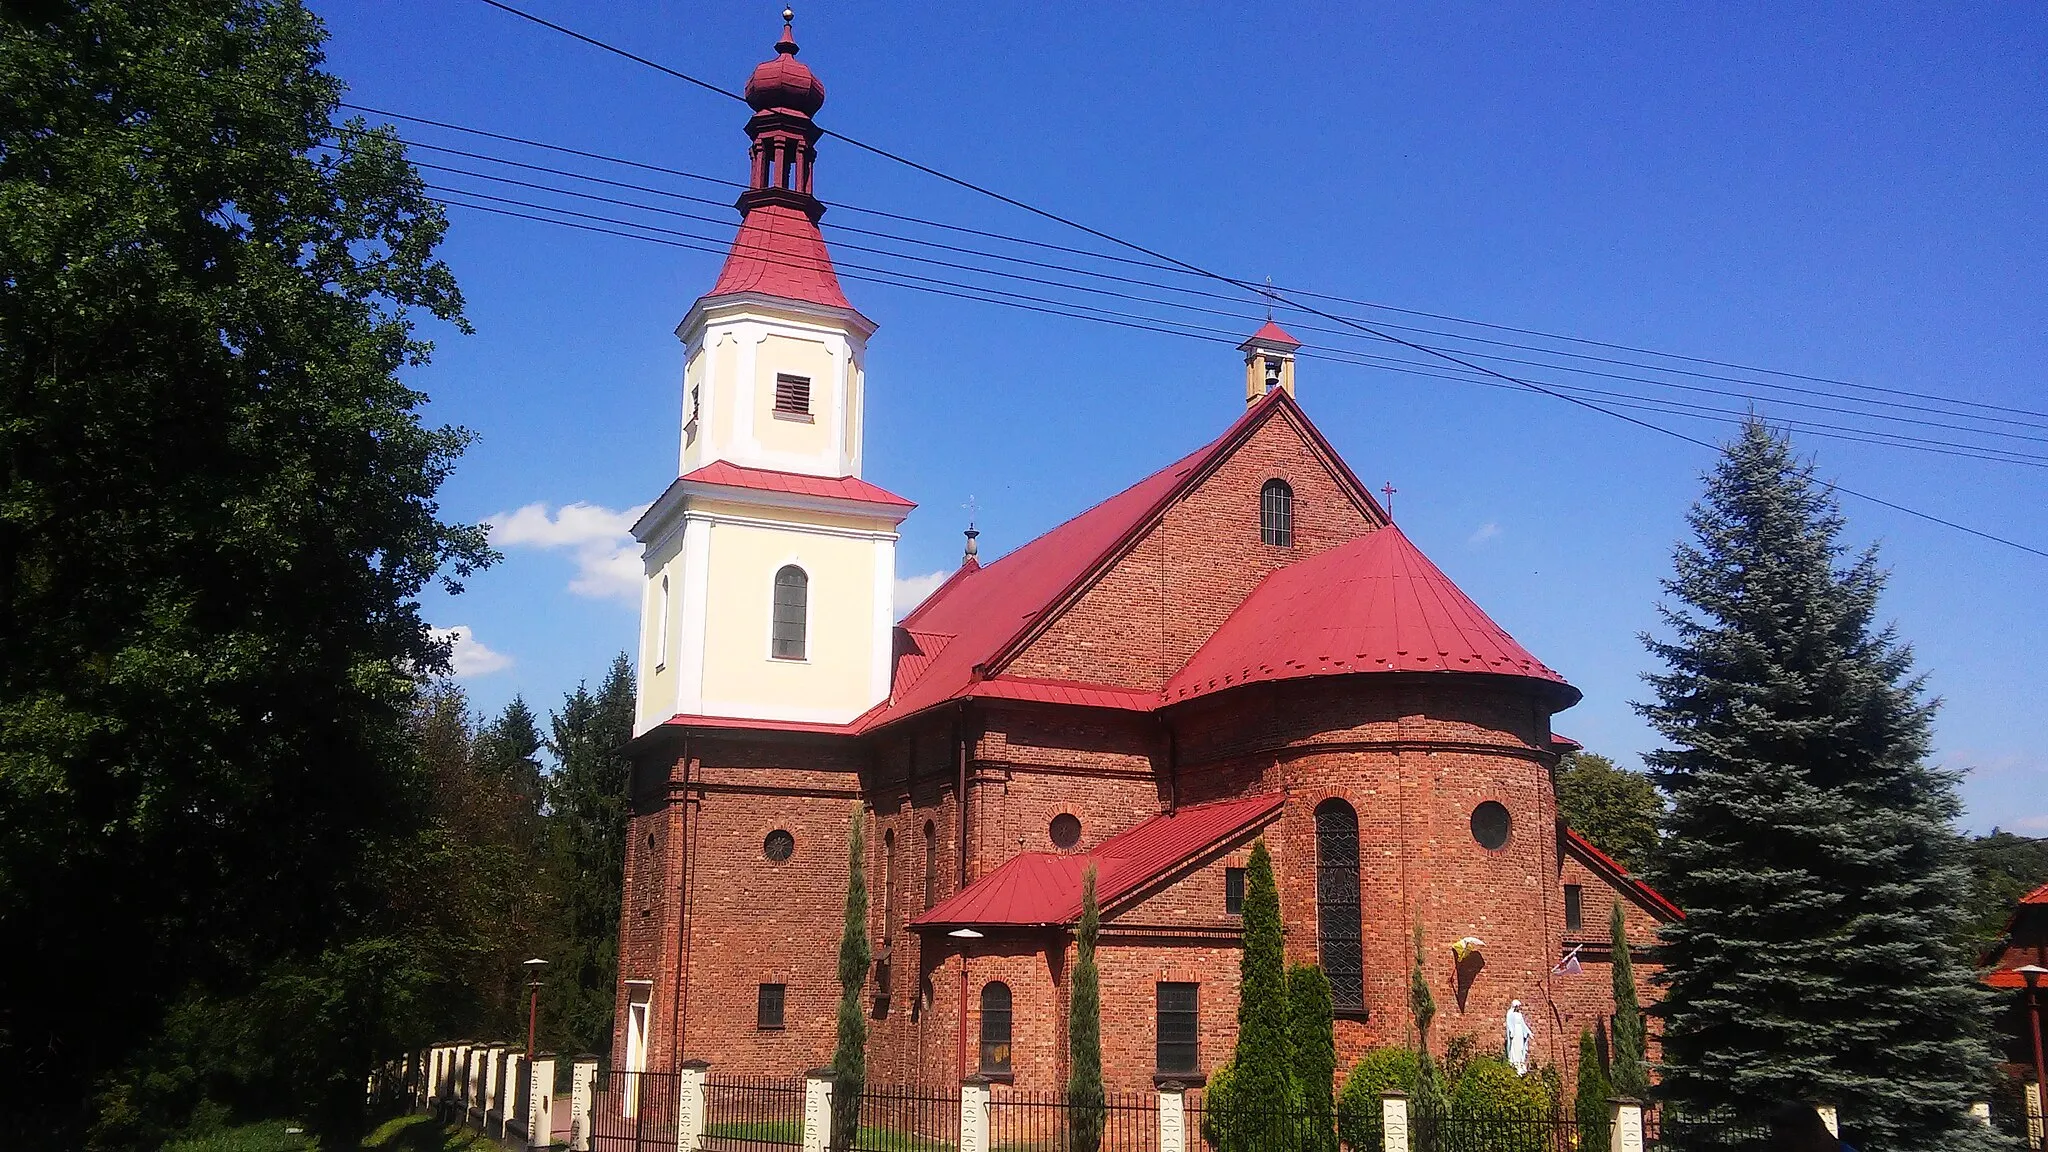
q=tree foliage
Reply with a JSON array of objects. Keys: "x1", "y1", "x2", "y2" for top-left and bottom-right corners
[
  {"x1": 1958, "y1": 829, "x2": 2048, "y2": 962},
  {"x1": 830, "y1": 803, "x2": 870, "y2": 1152},
  {"x1": 1409, "y1": 923, "x2": 1447, "y2": 1118},
  {"x1": 543, "y1": 655, "x2": 634, "y2": 1056},
  {"x1": 1287, "y1": 963, "x2": 1339, "y2": 1152},
  {"x1": 1217, "y1": 839, "x2": 1293, "y2": 1152},
  {"x1": 1607, "y1": 901, "x2": 1649, "y2": 1100},
  {"x1": 1574, "y1": 1029, "x2": 1612, "y2": 1150},
  {"x1": 1336, "y1": 1047, "x2": 1419, "y2": 1152},
  {"x1": 1637, "y1": 420, "x2": 1993, "y2": 1150},
  {"x1": 0, "y1": 1, "x2": 488, "y2": 1144},
  {"x1": 1068, "y1": 866, "x2": 1105, "y2": 1152},
  {"x1": 1555, "y1": 752, "x2": 1663, "y2": 873}
]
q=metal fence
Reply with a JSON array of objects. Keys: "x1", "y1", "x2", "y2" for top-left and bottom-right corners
[
  {"x1": 590, "y1": 1068, "x2": 681, "y2": 1152},
  {"x1": 704, "y1": 1073, "x2": 807, "y2": 1150},
  {"x1": 851, "y1": 1083, "x2": 962, "y2": 1151},
  {"x1": 987, "y1": 1086, "x2": 1158, "y2": 1152},
  {"x1": 1643, "y1": 1111, "x2": 1772, "y2": 1152},
  {"x1": 1413, "y1": 1112, "x2": 1580, "y2": 1152},
  {"x1": 1184, "y1": 1091, "x2": 1340, "y2": 1152}
]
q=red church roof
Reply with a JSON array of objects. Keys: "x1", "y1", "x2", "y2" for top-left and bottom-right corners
[
  {"x1": 704, "y1": 203, "x2": 854, "y2": 312},
  {"x1": 679, "y1": 459, "x2": 913, "y2": 509},
  {"x1": 866, "y1": 389, "x2": 1387, "y2": 730},
  {"x1": 1243, "y1": 319, "x2": 1301, "y2": 348},
  {"x1": 911, "y1": 792, "x2": 1284, "y2": 930},
  {"x1": 1163, "y1": 525, "x2": 1576, "y2": 705},
  {"x1": 1561, "y1": 826, "x2": 1683, "y2": 922}
]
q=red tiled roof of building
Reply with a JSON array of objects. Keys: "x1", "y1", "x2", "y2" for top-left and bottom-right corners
[
  {"x1": 910, "y1": 793, "x2": 1284, "y2": 930},
  {"x1": 704, "y1": 203, "x2": 853, "y2": 311},
  {"x1": 1163, "y1": 525, "x2": 1576, "y2": 705},
  {"x1": 1561, "y1": 826, "x2": 1683, "y2": 922},
  {"x1": 863, "y1": 389, "x2": 1385, "y2": 732},
  {"x1": 680, "y1": 459, "x2": 914, "y2": 508}
]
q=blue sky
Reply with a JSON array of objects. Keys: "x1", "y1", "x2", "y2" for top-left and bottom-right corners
[{"x1": 313, "y1": 2, "x2": 2047, "y2": 834}]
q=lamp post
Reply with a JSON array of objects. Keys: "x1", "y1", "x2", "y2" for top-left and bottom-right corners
[
  {"x1": 523, "y1": 957, "x2": 549, "y2": 1058},
  {"x1": 2019, "y1": 964, "x2": 2048, "y2": 1152}
]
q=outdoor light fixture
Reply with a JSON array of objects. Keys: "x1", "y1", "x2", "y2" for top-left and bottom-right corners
[
  {"x1": 948, "y1": 928, "x2": 984, "y2": 939},
  {"x1": 522, "y1": 958, "x2": 549, "y2": 1058}
]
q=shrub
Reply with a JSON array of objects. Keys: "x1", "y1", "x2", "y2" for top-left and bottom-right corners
[
  {"x1": 1449, "y1": 1058, "x2": 1550, "y2": 1152},
  {"x1": 1336, "y1": 1047, "x2": 1420, "y2": 1152},
  {"x1": 1573, "y1": 1030, "x2": 1612, "y2": 1152}
]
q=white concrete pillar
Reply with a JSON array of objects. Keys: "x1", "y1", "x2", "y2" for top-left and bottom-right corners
[
  {"x1": 2027, "y1": 1081, "x2": 2043, "y2": 1151},
  {"x1": 1381, "y1": 1090, "x2": 1410, "y2": 1152},
  {"x1": 425, "y1": 1047, "x2": 441, "y2": 1109},
  {"x1": 485, "y1": 1044, "x2": 509, "y2": 1129},
  {"x1": 528, "y1": 1054, "x2": 556, "y2": 1150},
  {"x1": 959, "y1": 1076, "x2": 990, "y2": 1152},
  {"x1": 501, "y1": 1052, "x2": 524, "y2": 1138},
  {"x1": 1815, "y1": 1103, "x2": 1838, "y2": 1139},
  {"x1": 677, "y1": 1060, "x2": 710, "y2": 1152},
  {"x1": 1156, "y1": 1081, "x2": 1186, "y2": 1152},
  {"x1": 571, "y1": 1054, "x2": 600, "y2": 1152},
  {"x1": 1609, "y1": 1098, "x2": 1644, "y2": 1152},
  {"x1": 465, "y1": 1045, "x2": 482, "y2": 1120},
  {"x1": 803, "y1": 1068, "x2": 836, "y2": 1152}
]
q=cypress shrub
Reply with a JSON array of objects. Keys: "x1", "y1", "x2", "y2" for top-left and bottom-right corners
[
  {"x1": 1287, "y1": 963, "x2": 1339, "y2": 1152},
  {"x1": 1067, "y1": 866, "x2": 1105, "y2": 1152},
  {"x1": 1220, "y1": 839, "x2": 1292, "y2": 1152},
  {"x1": 1574, "y1": 1029, "x2": 1612, "y2": 1151},
  {"x1": 1607, "y1": 901, "x2": 1649, "y2": 1101},
  {"x1": 829, "y1": 803, "x2": 869, "y2": 1152},
  {"x1": 1449, "y1": 1057, "x2": 1549, "y2": 1152}
]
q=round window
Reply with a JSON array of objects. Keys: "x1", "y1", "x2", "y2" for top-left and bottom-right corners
[
  {"x1": 763, "y1": 829, "x2": 796, "y2": 862},
  {"x1": 1470, "y1": 802, "x2": 1511, "y2": 851},
  {"x1": 1049, "y1": 813, "x2": 1082, "y2": 850}
]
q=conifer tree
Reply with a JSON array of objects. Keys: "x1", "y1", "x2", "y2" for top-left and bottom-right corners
[
  {"x1": 1638, "y1": 420, "x2": 1992, "y2": 1149},
  {"x1": 1224, "y1": 839, "x2": 1293, "y2": 1152},
  {"x1": 1409, "y1": 923, "x2": 1446, "y2": 1119},
  {"x1": 545, "y1": 655, "x2": 634, "y2": 1054},
  {"x1": 1287, "y1": 963, "x2": 1339, "y2": 1152},
  {"x1": 1574, "y1": 1029, "x2": 1612, "y2": 1150},
  {"x1": 1068, "y1": 866, "x2": 1106, "y2": 1152},
  {"x1": 830, "y1": 803, "x2": 870, "y2": 1152},
  {"x1": 1607, "y1": 901, "x2": 1649, "y2": 1100}
]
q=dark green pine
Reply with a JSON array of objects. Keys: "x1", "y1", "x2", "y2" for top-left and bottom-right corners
[
  {"x1": 1225, "y1": 839, "x2": 1294, "y2": 1152},
  {"x1": 829, "y1": 803, "x2": 869, "y2": 1152},
  {"x1": 1286, "y1": 963, "x2": 1339, "y2": 1152},
  {"x1": 1637, "y1": 420, "x2": 1994, "y2": 1150},
  {"x1": 1608, "y1": 900, "x2": 1650, "y2": 1100},
  {"x1": 1067, "y1": 867, "x2": 1106, "y2": 1152}
]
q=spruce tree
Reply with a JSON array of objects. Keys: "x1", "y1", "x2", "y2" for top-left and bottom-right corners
[
  {"x1": 1574, "y1": 1030, "x2": 1612, "y2": 1150},
  {"x1": 1225, "y1": 839, "x2": 1293, "y2": 1152},
  {"x1": 545, "y1": 655, "x2": 634, "y2": 1055},
  {"x1": 830, "y1": 803, "x2": 870, "y2": 1152},
  {"x1": 1068, "y1": 866, "x2": 1106, "y2": 1152},
  {"x1": 1607, "y1": 901, "x2": 1649, "y2": 1100},
  {"x1": 1287, "y1": 963, "x2": 1339, "y2": 1152},
  {"x1": 1638, "y1": 420, "x2": 1992, "y2": 1149}
]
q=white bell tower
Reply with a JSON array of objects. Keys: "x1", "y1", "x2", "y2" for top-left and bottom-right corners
[{"x1": 630, "y1": 14, "x2": 910, "y2": 734}]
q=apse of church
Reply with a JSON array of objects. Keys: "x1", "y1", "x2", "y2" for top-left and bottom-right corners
[{"x1": 612, "y1": 13, "x2": 1678, "y2": 1094}]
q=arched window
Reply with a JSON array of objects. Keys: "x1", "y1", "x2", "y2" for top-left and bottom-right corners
[
  {"x1": 771, "y1": 565, "x2": 808, "y2": 659},
  {"x1": 1261, "y1": 479, "x2": 1294, "y2": 546},
  {"x1": 882, "y1": 829, "x2": 896, "y2": 943},
  {"x1": 1315, "y1": 798, "x2": 1365, "y2": 1013},
  {"x1": 923, "y1": 821, "x2": 940, "y2": 909},
  {"x1": 979, "y1": 982, "x2": 1013, "y2": 1074}
]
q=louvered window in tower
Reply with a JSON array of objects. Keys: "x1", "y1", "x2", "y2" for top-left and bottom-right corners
[
  {"x1": 771, "y1": 565, "x2": 808, "y2": 659},
  {"x1": 774, "y1": 373, "x2": 812, "y2": 417},
  {"x1": 1316, "y1": 798, "x2": 1365, "y2": 1013},
  {"x1": 1261, "y1": 479, "x2": 1294, "y2": 546}
]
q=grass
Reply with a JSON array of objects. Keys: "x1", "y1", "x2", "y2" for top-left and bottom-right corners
[
  {"x1": 705, "y1": 1119, "x2": 955, "y2": 1152},
  {"x1": 161, "y1": 1114, "x2": 508, "y2": 1152}
]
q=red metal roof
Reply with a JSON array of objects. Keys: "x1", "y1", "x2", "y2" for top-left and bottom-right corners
[
  {"x1": 858, "y1": 389, "x2": 1386, "y2": 733},
  {"x1": 911, "y1": 793, "x2": 1284, "y2": 929},
  {"x1": 681, "y1": 459, "x2": 914, "y2": 509},
  {"x1": 1561, "y1": 827, "x2": 1683, "y2": 922},
  {"x1": 1163, "y1": 525, "x2": 1576, "y2": 705},
  {"x1": 966, "y1": 677, "x2": 1159, "y2": 712},
  {"x1": 1243, "y1": 319, "x2": 1302, "y2": 348},
  {"x1": 705, "y1": 202, "x2": 853, "y2": 311},
  {"x1": 2022, "y1": 881, "x2": 2048, "y2": 906}
]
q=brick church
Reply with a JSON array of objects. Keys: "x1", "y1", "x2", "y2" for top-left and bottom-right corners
[{"x1": 613, "y1": 14, "x2": 1678, "y2": 1094}]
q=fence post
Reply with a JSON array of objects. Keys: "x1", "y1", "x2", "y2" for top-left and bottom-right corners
[
  {"x1": 959, "y1": 1075, "x2": 991, "y2": 1152},
  {"x1": 485, "y1": 1044, "x2": 509, "y2": 1130},
  {"x1": 501, "y1": 1051, "x2": 525, "y2": 1139},
  {"x1": 527, "y1": 1054, "x2": 556, "y2": 1150},
  {"x1": 1814, "y1": 1103, "x2": 1838, "y2": 1139},
  {"x1": 425, "y1": 1046, "x2": 441, "y2": 1112},
  {"x1": 1608, "y1": 1097, "x2": 1644, "y2": 1152},
  {"x1": 1381, "y1": 1089, "x2": 1410, "y2": 1152},
  {"x1": 570, "y1": 1053, "x2": 600, "y2": 1151},
  {"x1": 1155, "y1": 1081, "x2": 1187, "y2": 1152},
  {"x1": 1968, "y1": 1101, "x2": 1991, "y2": 1125},
  {"x1": 2027, "y1": 1081, "x2": 2043, "y2": 1152},
  {"x1": 676, "y1": 1059, "x2": 710, "y2": 1152},
  {"x1": 802, "y1": 1067, "x2": 837, "y2": 1152},
  {"x1": 466, "y1": 1045, "x2": 483, "y2": 1123}
]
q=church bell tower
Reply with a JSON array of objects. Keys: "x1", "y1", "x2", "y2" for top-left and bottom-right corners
[{"x1": 631, "y1": 11, "x2": 911, "y2": 733}]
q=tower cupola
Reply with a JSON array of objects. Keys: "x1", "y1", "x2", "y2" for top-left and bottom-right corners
[
  {"x1": 739, "y1": 9, "x2": 828, "y2": 221},
  {"x1": 1241, "y1": 319, "x2": 1301, "y2": 406}
]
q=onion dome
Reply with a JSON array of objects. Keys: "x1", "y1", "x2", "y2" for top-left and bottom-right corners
[{"x1": 744, "y1": 9, "x2": 825, "y2": 116}]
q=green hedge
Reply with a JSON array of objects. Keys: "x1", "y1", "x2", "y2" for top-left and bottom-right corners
[{"x1": 1336, "y1": 1047, "x2": 1420, "y2": 1152}]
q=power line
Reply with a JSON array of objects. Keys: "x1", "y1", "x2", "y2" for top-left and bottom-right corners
[
  {"x1": 465, "y1": 0, "x2": 2048, "y2": 560},
  {"x1": 422, "y1": 189, "x2": 2048, "y2": 471}
]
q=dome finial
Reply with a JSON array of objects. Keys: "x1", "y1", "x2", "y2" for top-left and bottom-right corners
[{"x1": 778, "y1": 7, "x2": 798, "y2": 54}]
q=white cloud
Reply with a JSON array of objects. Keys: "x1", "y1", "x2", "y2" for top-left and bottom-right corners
[
  {"x1": 487, "y1": 500, "x2": 650, "y2": 604},
  {"x1": 430, "y1": 625, "x2": 515, "y2": 678},
  {"x1": 1468, "y1": 522, "x2": 1502, "y2": 546},
  {"x1": 895, "y1": 569, "x2": 951, "y2": 619}
]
